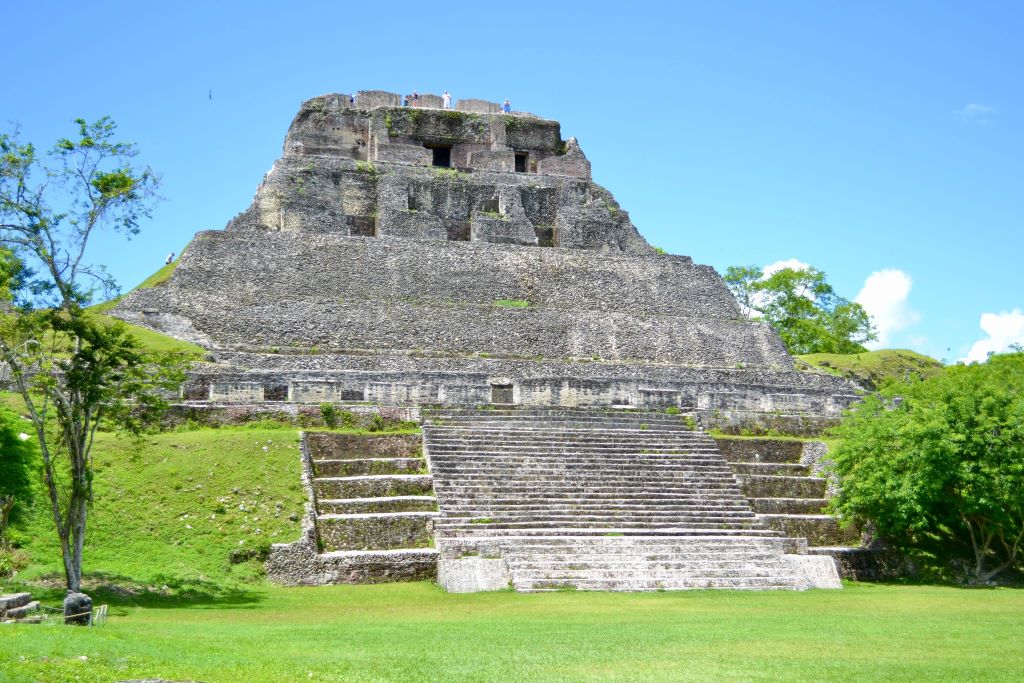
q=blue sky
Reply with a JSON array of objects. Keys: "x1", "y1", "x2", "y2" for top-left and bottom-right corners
[{"x1": 5, "y1": 1, "x2": 1022, "y2": 362}]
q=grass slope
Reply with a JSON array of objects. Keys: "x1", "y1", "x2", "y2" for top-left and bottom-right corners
[
  {"x1": 8, "y1": 425, "x2": 308, "y2": 589},
  {"x1": 797, "y1": 349, "x2": 944, "y2": 388},
  {"x1": 1, "y1": 583, "x2": 1023, "y2": 682},
  {"x1": 84, "y1": 257, "x2": 204, "y2": 355}
]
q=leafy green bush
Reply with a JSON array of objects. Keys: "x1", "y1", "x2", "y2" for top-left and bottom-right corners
[
  {"x1": 320, "y1": 403, "x2": 339, "y2": 428},
  {"x1": 829, "y1": 352, "x2": 1024, "y2": 583}
]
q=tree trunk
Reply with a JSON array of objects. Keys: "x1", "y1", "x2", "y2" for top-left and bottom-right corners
[{"x1": 0, "y1": 495, "x2": 13, "y2": 545}]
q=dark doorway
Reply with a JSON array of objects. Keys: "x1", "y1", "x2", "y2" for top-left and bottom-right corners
[
  {"x1": 264, "y1": 385, "x2": 289, "y2": 402},
  {"x1": 491, "y1": 384, "x2": 514, "y2": 404},
  {"x1": 514, "y1": 153, "x2": 528, "y2": 173},
  {"x1": 430, "y1": 145, "x2": 451, "y2": 167}
]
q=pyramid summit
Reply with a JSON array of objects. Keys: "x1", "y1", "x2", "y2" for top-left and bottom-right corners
[{"x1": 114, "y1": 89, "x2": 858, "y2": 429}]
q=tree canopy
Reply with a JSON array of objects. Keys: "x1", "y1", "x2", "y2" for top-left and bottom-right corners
[
  {"x1": 828, "y1": 352, "x2": 1024, "y2": 582},
  {"x1": 724, "y1": 264, "x2": 876, "y2": 355}
]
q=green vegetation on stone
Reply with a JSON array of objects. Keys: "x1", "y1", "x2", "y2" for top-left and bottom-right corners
[
  {"x1": 493, "y1": 299, "x2": 529, "y2": 308},
  {"x1": 797, "y1": 348, "x2": 944, "y2": 388}
]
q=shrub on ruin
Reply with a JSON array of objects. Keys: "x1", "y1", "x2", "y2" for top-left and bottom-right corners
[{"x1": 828, "y1": 351, "x2": 1024, "y2": 583}]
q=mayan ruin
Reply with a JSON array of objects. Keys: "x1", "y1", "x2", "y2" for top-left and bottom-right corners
[{"x1": 110, "y1": 91, "x2": 866, "y2": 591}]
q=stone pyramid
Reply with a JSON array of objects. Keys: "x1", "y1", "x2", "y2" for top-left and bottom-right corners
[{"x1": 114, "y1": 90, "x2": 857, "y2": 430}]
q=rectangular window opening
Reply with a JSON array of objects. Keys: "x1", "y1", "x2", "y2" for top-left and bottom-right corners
[
  {"x1": 428, "y1": 145, "x2": 452, "y2": 168},
  {"x1": 514, "y1": 153, "x2": 528, "y2": 173},
  {"x1": 491, "y1": 384, "x2": 514, "y2": 404}
]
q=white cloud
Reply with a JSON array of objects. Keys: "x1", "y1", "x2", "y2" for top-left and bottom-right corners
[
  {"x1": 958, "y1": 103, "x2": 994, "y2": 123},
  {"x1": 762, "y1": 258, "x2": 810, "y2": 277},
  {"x1": 961, "y1": 309, "x2": 1024, "y2": 364},
  {"x1": 855, "y1": 269, "x2": 920, "y2": 349}
]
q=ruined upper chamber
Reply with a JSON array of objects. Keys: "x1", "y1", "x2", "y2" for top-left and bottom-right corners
[{"x1": 230, "y1": 91, "x2": 651, "y2": 253}]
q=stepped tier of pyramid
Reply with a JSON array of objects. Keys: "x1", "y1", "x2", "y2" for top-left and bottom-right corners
[{"x1": 113, "y1": 90, "x2": 858, "y2": 432}]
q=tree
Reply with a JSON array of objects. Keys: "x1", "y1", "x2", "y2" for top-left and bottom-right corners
[
  {"x1": 828, "y1": 352, "x2": 1024, "y2": 583},
  {"x1": 724, "y1": 264, "x2": 876, "y2": 355},
  {"x1": 0, "y1": 118, "x2": 184, "y2": 597}
]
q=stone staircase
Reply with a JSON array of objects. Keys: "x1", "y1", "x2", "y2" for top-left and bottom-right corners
[
  {"x1": 424, "y1": 408, "x2": 839, "y2": 592},
  {"x1": 716, "y1": 439, "x2": 862, "y2": 547},
  {"x1": 1, "y1": 593, "x2": 41, "y2": 623},
  {"x1": 267, "y1": 432, "x2": 439, "y2": 584}
]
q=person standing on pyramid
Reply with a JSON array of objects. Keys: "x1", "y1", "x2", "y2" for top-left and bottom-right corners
[
  {"x1": 442, "y1": 91, "x2": 452, "y2": 109},
  {"x1": 502, "y1": 99, "x2": 511, "y2": 113}
]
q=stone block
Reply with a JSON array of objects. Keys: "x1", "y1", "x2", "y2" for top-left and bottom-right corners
[
  {"x1": 374, "y1": 143, "x2": 432, "y2": 166},
  {"x1": 290, "y1": 381, "x2": 366, "y2": 403},
  {"x1": 377, "y1": 208, "x2": 448, "y2": 240},
  {"x1": 438, "y1": 557, "x2": 511, "y2": 592},
  {"x1": 470, "y1": 214, "x2": 538, "y2": 246},
  {"x1": 456, "y1": 98, "x2": 501, "y2": 114},
  {"x1": 416, "y1": 94, "x2": 444, "y2": 109},
  {"x1": 356, "y1": 90, "x2": 401, "y2": 109},
  {"x1": 784, "y1": 554, "x2": 842, "y2": 589},
  {"x1": 468, "y1": 149, "x2": 515, "y2": 173},
  {"x1": 209, "y1": 382, "x2": 265, "y2": 403}
]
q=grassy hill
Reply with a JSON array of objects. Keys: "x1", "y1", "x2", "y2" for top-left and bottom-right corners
[
  {"x1": 796, "y1": 349, "x2": 945, "y2": 389},
  {"x1": 80, "y1": 257, "x2": 204, "y2": 356}
]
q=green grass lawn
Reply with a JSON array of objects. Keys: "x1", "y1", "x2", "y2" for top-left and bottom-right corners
[{"x1": 1, "y1": 582, "x2": 1022, "y2": 682}]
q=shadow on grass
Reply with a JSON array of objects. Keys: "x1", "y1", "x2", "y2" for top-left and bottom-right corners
[{"x1": 8, "y1": 571, "x2": 267, "y2": 612}]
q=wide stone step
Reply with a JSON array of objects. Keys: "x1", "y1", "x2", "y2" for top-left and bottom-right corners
[
  {"x1": 439, "y1": 503, "x2": 754, "y2": 514},
  {"x1": 759, "y1": 514, "x2": 862, "y2": 546},
  {"x1": 434, "y1": 484, "x2": 745, "y2": 495},
  {"x1": 438, "y1": 512, "x2": 758, "y2": 523},
  {"x1": 511, "y1": 566, "x2": 797, "y2": 580},
  {"x1": 316, "y1": 512, "x2": 437, "y2": 552},
  {"x1": 4, "y1": 601, "x2": 40, "y2": 619},
  {"x1": 436, "y1": 492, "x2": 750, "y2": 503},
  {"x1": 430, "y1": 473, "x2": 737, "y2": 483},
  {"x1": 317, "y1": 496, "x2": 438, "y2": 514},
  {"x1": 435, "y1": 527, "x2": 784, "y2": 538},
  {"x1": 428, "y1": 430, "x2": 708, "y2": 440},
  {"x1": 426, "y1": 434, "x2": 713, "y2": 444},
  {"x1": 438, "y1": 512, "x2": 757, "y2": 523},
  {"x1": 714, "y1": 439, "x2": 806, "y2": 464},
  {"x1": 428, "y1": 460, "x2": 734, "y2": 470},
  {"x1": 730, "y1": 463, "x2": 810, "y2": 476},
  {"x1": 513, "y1": 577, "x2": 804, "y2": 591},
  {"x1": 751, "y1": 497, "x2": 828, "y2": 514},
  {"x1": 306, "y1": 432, "x2": 422, "y2": 459},
  {"x1": 0, "y1": 593, "x2": 31, "y2": 612},
  {"x1": 314, "y1": 458, "x2": 426, "y2": 477},
  {"x1": 314, "y1": 475, "x2": 435, "y2": 498},
  {"x1": 312, "y1": 548, "x2": 439, "y2": 583},
  {"x1": 438, "y1": 522, "x2": 762, "y2": 532},
  {"x1": 738, "y1": 475, "x2": 827, "y2": 498}
]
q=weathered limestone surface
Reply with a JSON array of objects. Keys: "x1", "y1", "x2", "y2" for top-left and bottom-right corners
[{"x1": 113, "y1": 91, "x2": 859, "y2": 425}]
